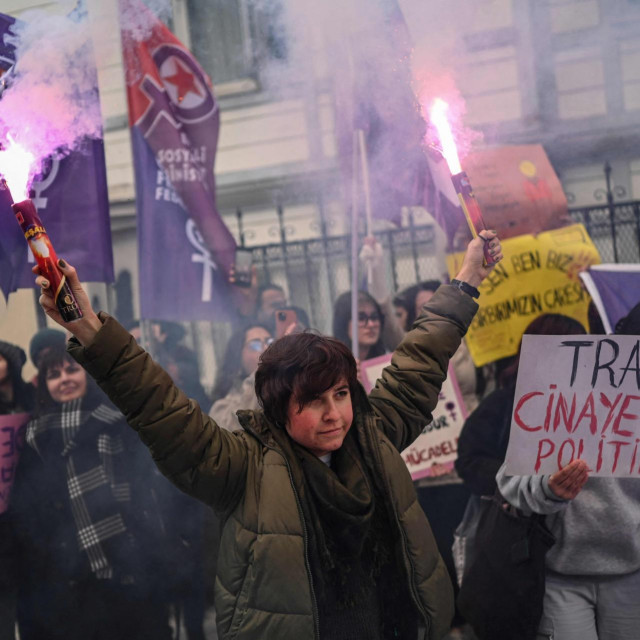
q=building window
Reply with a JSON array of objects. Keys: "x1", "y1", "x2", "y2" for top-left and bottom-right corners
[
  {"x1": 548, "y1": 0, "x2": 600, "y2": 34},
  {"x1": 554, "y1": 49, "x2": 606, "y2": 119},
  {"x1": 187, "y1": 0, "x2": 286, "y2": 96},
  {"x1": 620, "y1": 40, "x2": 640, "y2": 111}
]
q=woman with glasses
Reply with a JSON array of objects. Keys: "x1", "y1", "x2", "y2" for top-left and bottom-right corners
[
  {"x1": 332, "y1": 290, "x2": 388, "y2": 361},
  {"x1": 209, "y1": 322, "x2": 273, "y2": 432}
]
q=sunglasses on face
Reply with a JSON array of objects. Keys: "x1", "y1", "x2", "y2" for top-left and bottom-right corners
[
  {"x1": 245, "y1": 337, "x2": 274, "y2": 352},
  {"x1": 357, "y1": 312, "x2": 381, "y2": 326}
]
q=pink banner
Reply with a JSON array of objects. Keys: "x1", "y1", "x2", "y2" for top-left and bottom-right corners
[{"x1": 0, "y1": 412, "x2": 29, "y2": 514}]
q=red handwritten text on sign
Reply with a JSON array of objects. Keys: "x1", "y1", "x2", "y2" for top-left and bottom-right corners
[{"x1": 505, "y1": 336, "x2": 640, "y2": 476}]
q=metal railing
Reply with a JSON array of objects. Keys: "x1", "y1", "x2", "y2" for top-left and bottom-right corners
[
  {"x1": 568, "y1": 200, "x2": 640, "y2": 264},
  {"x1": 241, "y1": 207, "x2": 441, "y2": 334},
  {"x1": 236, "y1": 196, "x2": 640, "y2": 334}
]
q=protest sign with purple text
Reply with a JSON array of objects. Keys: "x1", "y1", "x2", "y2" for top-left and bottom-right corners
[
  {"x1": 505, "y1": 335, "x2": 640, "y2": 477},
  {"x1": 0, "y1": 413, "x2": 29, "y2": 514},
  {"x1": 361, "y1": 355, "x2": 467, "y2": 479}
]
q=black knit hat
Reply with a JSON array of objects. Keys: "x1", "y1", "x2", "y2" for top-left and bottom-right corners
[
  {"x1": 28, "y1": 328, "x2": 66, "y2": 366},
  {"x1": 0, "y1": 340, "x2": 27, "y2": 376}
]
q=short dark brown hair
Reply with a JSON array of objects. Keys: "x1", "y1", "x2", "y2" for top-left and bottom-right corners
[{"x1": 254, "y1": 332, "x2": 358, "y2": 426}]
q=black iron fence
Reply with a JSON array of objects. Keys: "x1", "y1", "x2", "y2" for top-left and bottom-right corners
[
  {"x1": 568, "y1": 200, "x2": 640, "y2": 264},
  {"x1": 236, "y1": 200, "x2": 640, "y2": 334},
  {"x1": 239, "y1": 207, "x2": 443, "y2": 334}
]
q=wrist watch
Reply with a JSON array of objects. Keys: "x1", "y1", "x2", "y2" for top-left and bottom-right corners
[{"x1": 451, "y1": 278, "x2": 480, "y2": 299}]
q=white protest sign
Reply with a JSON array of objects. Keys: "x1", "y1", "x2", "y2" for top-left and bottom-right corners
[
  {"x1": 361, "y1": 355, "x2": 467, "y2": 480},
  {"x1": 505, "y1": 335, "x2": 640, "y2": 477},
  {"x1": 0, "y1": 413, "x2": 30, "y2": 514}
]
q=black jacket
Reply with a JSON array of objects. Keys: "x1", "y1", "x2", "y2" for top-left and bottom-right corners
[{"x1": 455, "y1": 385, "x2": 516, "y2": 496}]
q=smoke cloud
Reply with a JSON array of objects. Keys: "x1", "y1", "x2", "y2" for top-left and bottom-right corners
[
  {"x1": 119, "y1": 0, "x2": 172, "y2": 37},
  {"x1": 0, "y1": 8, "x2": 102, "y2": 179},
  {"x1": 267, "y1": 0, "x2": 483, "y2": 151},
  {"x1": 0, "y1": 0, "x2": 174, "y2": 185}
]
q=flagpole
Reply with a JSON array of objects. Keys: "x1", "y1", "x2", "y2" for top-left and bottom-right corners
[
  {"x1": 350, "y1": 130, "x2": 359, "y2": 362},
  {"x1": 357, "y1": 129, "x2": 374, "y2": 286},
  {"x1": 357, "y1": 129, "x2": 373, "y2": 235}
]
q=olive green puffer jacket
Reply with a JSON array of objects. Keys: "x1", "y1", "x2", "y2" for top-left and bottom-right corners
[{"x1": 68, "y1": 285, "x2": 477, "y2": 640}]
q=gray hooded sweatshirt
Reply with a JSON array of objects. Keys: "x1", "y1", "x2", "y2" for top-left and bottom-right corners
[{"x1": 496, "y1": 463, "x2": 640, "y2": 576}]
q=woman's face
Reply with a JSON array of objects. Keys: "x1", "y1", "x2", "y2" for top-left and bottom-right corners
[
  {"x1": 286, "y1": 378, "x2": 353, "y2": 457},
  {"x1": 394, "y1": 304, "x2": 408, "y2": 332},
  {"x1": 241, "y1": 327, "x2": 273, "y2": 377},
  {"x1": 45, "y1": 359, "x2": 87, "y2": 404},
  {"x1": 0, "y1": 355, "x2": 7, "y2": 385},
  {"x1": 347, "y1": 301, "x2": 381, "y2": 349}
]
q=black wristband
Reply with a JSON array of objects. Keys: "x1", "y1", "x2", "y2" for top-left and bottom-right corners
[{"x1": 451, "y1": 278, "x2": 480, "y2": 299}]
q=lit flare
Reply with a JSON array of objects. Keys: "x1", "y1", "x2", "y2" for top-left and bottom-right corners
[
  {"x1": 0, "y1": 135, "x2": 35, "y2": 201},
  {"x1": 429, "y1": 98, "x2": 462, "y2": 175},
  {"x1": 429, "y1": 98, "x2": 497, "y2": 266}
]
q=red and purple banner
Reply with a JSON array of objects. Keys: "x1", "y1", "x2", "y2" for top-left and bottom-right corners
[
  {"x1": 0, "y1": 10, "x2": 113, "y2": 300},
  {"x1": 120, "y1": 0, "x2": 236, "y2": 321}
]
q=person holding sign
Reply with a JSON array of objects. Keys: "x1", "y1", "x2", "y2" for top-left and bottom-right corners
[
  {"x1": 496, "y1": 317, "x2": 640, "y2": 640},
  {"x1": 456, "y1": 313, "x2": 587, "y2": 498},
  {"x1": 32, "y1": 232, "x2": 502, "y2": 640}
]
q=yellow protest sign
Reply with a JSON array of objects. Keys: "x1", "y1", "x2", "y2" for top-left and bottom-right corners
[{"x1": 446, "y1": 224, "x2": 601, "y2": 366}]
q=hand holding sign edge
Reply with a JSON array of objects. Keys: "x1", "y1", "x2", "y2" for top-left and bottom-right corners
[{"x1": 548, "y1": 459, "x2": 590, "y2": 500}]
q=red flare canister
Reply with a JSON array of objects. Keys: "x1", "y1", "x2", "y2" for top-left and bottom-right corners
[
  {"x1": 450, "y1": 171, "x2": 497, "y2": 266},
  {"x1": 11, "y1": 198, "x2": 83, "y2": 322}
]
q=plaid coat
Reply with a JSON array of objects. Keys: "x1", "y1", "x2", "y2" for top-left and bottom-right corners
[{"x1": 12, "y1": 387, "x2": 166, "y2": 593}]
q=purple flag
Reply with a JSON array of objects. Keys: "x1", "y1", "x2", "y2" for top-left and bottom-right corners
[
  {"x1": 0, "y1": 10, "x2": 113, "y2": 299},
  {"x1": 580, "y1": 265, "x2": 640, "y2": 334},
  {"x1": 121, "y1": 0, "x2": 236, "y2": 321},
  {"x1": 332, "y1": 0, "x2": 464, "y2": 241}
]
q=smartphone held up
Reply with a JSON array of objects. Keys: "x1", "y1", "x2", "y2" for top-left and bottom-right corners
[
  {"x1": 233, "y1": 248, "x2": 253, "y2": 288},
  {"x1": 275, "y1": 308, "x2": 298, "y2": 339}
]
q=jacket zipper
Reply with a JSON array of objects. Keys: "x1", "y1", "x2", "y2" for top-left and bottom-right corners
[
  {"x1": 368, "y1": 422, "x2": 431, "y2": 636},
  {"x1": 282, "y1": 455, "x2": 321, "y2": 640},
  {"x1": 242, "y1": 423, "x2": 321, "y2": 640}
]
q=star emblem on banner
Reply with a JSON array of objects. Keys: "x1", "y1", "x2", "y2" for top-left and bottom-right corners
[{"x1": 163, "y1": 58, "x2": 203, "y2": 103}]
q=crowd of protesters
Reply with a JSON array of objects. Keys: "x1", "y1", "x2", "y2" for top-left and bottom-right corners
[{"x1": 1, "y1": 231, "x2": 639, "y2": 640}]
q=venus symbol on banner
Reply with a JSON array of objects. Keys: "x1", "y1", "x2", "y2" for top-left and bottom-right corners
[{"x1": 186, "y1": 218, "x2": 218, "y2": 302}]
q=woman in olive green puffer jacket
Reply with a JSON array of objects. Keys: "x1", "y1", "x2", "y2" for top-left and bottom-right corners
[{"x1": 35, "y1": 234, "x2": 502, "y2": 640}]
